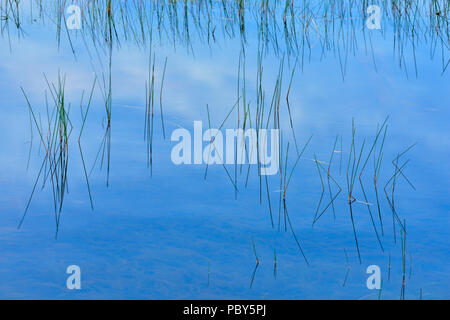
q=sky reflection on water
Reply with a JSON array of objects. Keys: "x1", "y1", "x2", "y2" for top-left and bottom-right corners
[{"x1": 0, "y1": 1, "x2": 449, "y2": 299}]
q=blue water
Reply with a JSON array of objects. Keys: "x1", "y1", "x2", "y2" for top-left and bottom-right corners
[{"x1": 0, "y1": 1, "x2": 449, "y2": 299}]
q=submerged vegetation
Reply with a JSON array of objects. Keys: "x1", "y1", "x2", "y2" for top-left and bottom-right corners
[{"x1": 1, "y1": 0, "x2": 446, "y2": 299}]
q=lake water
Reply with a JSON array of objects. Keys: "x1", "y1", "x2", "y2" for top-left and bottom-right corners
[{"x1": 0, "y1": 0, "x2": 449, "y2": 299}]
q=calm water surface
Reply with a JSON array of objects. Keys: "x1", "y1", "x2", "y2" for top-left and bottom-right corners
[{"x1": 0, "y1": 1, "x2": 449, "y2": 299}]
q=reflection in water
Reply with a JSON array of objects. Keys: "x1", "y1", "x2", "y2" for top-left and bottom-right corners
[
  {"x1": 19, "y1": 74, "x2": 73, "y2": 239},
  {"x1": 0, "y1": 1, "x2": 449, "y2": 299}
]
